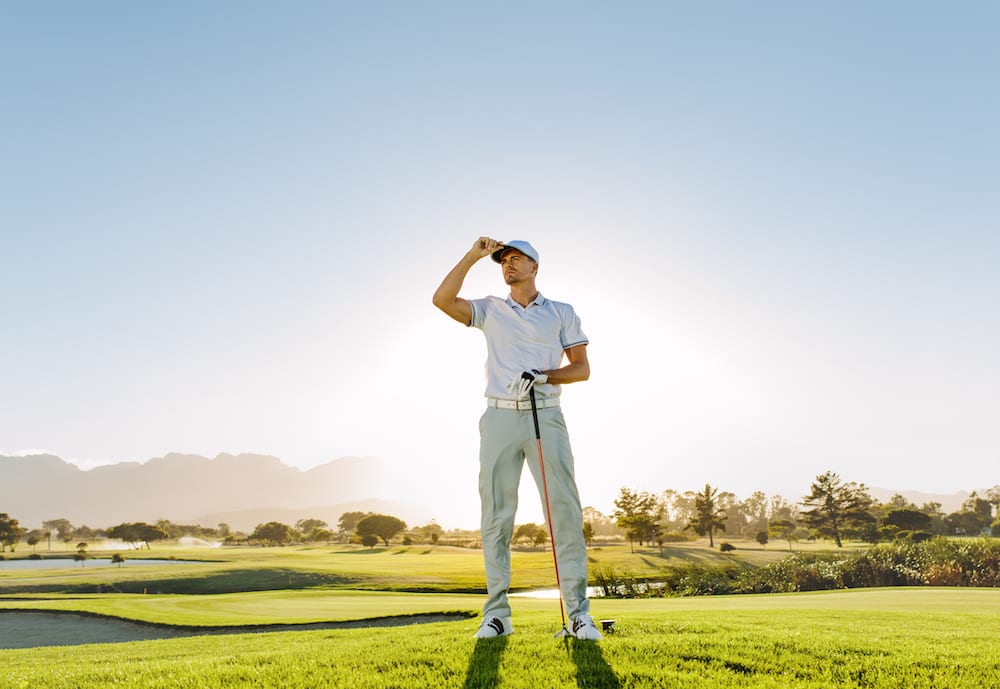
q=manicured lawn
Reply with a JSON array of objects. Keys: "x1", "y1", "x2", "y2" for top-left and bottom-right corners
[
  {"x1": 0, "y1": 540, "x2": 853, "y2": 595},
  {"x1": 2, "y1": 589, "x2": 999, "y2": 688}
]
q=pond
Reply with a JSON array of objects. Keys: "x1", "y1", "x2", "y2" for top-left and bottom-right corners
[{"x1": 0, "y1": 611, "x2": 469, "y2": 649}]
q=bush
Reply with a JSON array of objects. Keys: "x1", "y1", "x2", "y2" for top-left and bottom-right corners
[
  {"x1": 720, "y1": 542, "x2": 736, "y2": 552},
  {"x1": 659, "y1": 532, "x2": 693, "y2": 543},
  {"x1": 596, "y1": 538, "x2": 1000, "y2": 599},
  {"x1": 28, "y1": 553, "x2": 43, "y2": 560},
  {"x1": 593, "y1": 566, "x2": 659, "y2": 598}
]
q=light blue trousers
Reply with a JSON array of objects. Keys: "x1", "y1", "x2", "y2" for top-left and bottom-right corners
[{"x1": 478, "y1": 405, "x2": 590, "y2": 620}]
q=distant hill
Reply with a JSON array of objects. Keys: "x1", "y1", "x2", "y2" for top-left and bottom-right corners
[
  {"x1": 0, "y1": 453, "x2": 431, "y2": 531},
  {"x1": 867, "y1": 486, "x2": 985, "y2": 515}
]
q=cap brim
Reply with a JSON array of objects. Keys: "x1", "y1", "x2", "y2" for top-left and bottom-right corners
[{"x1": 491, "y1": 244, "x2": 535, "y2": 263}]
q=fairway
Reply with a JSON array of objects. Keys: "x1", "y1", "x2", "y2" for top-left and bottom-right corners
[
  {"x1": 2, "y1": 589, "x2": 1000, "y2": 688},
  {"x1": 4, "y1": 543, "x2": 1000, "y2": 687}
]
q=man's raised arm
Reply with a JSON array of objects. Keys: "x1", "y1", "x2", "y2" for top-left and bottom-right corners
[{"x1": 432, "y1": 237, "x2": 502, "y2": 325}]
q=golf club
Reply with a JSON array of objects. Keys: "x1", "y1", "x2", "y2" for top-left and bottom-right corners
[{"x1": 526, "y1": 377, "x2": 570, "y2": 639}]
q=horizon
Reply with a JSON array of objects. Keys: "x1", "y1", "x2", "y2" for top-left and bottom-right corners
[
  {"x1": 3, "y1": 450, "x2": 991, "y2": 532},
  {"x1": 3, "y1": 4, "x2": 997, "y2": 528}
]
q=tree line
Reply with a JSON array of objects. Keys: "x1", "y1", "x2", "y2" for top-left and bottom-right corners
[
  {"x1": 4, "y1": 471, "x2": 997, "y2": 554},
  {"x1": 0, "y1": 511, "x2": 448, "y2": 553},
  {"x1": 606, "y1": 471, "x2": 1000, "y2": 551}
]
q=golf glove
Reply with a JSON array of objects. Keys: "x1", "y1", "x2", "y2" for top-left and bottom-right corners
[{"x1": 507, "y1": 369, "x2": 548, "y2": 399}]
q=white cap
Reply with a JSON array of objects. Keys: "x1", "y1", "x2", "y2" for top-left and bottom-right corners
[{"x1": 490, "y1": 240, "x2": 539, "y2": 264}]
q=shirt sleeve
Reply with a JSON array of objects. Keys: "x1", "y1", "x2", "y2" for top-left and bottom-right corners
[
  {"x1": 560, "y1": 304, "x2": 588, "y2": 349},
  {"x1": 469, "y1": 297, "x2": 487, "y2": 329}
]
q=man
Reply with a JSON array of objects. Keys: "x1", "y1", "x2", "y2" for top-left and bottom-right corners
[{"x1": 432, "y1": 237, "x2": 602, "y2": 640}]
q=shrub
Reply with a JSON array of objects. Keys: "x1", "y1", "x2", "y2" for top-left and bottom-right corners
[
  {"x1": 592, "y1": 566, "x2": 658, "y2": 598},
  {"x1": 595, "y1": 538, "x2": 1000, "y2": 599},
  {"x1": 720, "y1": 542, "x2": 736, "y2": 552},
  {"x1": 660, "y1": 532, "x2": 693, "y2": 543}
]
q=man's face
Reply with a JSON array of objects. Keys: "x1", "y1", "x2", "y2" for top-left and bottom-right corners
[{"x1": 500, "y1": 249, "x2": 537, "y2": 285}]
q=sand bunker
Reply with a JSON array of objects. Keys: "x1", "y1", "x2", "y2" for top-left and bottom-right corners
[{"x1": 0, "y1": 610, "x2": 471, "y2": 649}]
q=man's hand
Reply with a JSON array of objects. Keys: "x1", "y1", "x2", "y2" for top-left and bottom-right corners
[
  {"x1": 470, "y1": 236, "x2": 503, "y2": 260},
  {"x1": 507, "y1": 369, "x2": 548, "y2": 399}
]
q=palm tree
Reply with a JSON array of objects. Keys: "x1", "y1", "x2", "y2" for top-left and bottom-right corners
[{"x1": 686, "y1": 484, "x2": 728, "y2": 547}]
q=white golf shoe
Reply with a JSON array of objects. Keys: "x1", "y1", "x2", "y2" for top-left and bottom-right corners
[
  {"x1": 571, "y1": 614, "x2": 603, "y2": 640},
  {"x1": 474, "y1": 615, "x2": 513, "y2": 639}
]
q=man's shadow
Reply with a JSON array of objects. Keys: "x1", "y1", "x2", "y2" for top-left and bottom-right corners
[
  {"x1": 461, "y1": 636, "x2": 620, "y2": 689},
  {"x1": 569, "y1": 638, "x2": 621, "y2": 689},
  {"x1": 462, "y1": 637, "x2": 508, "y2": 689}
]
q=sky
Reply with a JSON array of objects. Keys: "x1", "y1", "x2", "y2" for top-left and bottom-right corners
[{"x1": 2, "y1": 2, "x2": 998, "y2": 529}]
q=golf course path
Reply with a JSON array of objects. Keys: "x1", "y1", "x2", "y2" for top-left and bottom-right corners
[{"x1": 0, "y1": 610, "x2": 471, "y2": 649}]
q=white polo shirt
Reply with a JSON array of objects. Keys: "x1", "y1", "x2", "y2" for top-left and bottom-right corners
[{"x1": 469, "y1": 292, "x2": 588, "y2": 400}]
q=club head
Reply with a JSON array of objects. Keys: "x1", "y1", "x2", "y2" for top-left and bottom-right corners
[{"x1": 553, "y1": 626, "x2": 571, "y2": 639}]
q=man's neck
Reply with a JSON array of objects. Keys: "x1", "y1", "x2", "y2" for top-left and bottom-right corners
[{"x1": 509, "y1": 282, "x2": 539, "y2": 308}]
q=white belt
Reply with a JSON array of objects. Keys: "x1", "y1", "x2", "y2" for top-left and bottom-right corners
[{"x1": 487, "y1": 397, "x2": 560, "y2": 411}]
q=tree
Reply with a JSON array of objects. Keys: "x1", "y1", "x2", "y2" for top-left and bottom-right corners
[
  {"x1": 250, "y1": 522, "x2": 297, "y2": 546},
  {"x1": 74, "y1": 525, "x2": 98, "y2": 540},
  {"x1": 944, "y1": 494, "x2": 993, "y2": 536},
  {"x1": 27, "y1": 530, "x2": 44, "y2": 552},
  {"x1": 755, "y1": 530, "x2": 769, "y2": 547},
  {"x1": 800, "y1": 471, "x2": 873, "y2": 547},
  {"x1": 74, "y1": 542, "x2": 89, "y2": 566},
  {"x1": 106, "y1": 522, "x2": 170, "y2": 549},
  {"x1": 514, "y1": 523, "x2": 540, "y2": 545},
  {"x1": 738, "y1": 491, "x2": 770, "y2": 540},
  {"x1": 412, "y1": 522, "x2": 444, "y2": 544},
  {"x1": 582, "y1": 521, "x2": 595, "y2": 546},
  {"x1": 361, "y1": 533, "x2": 378, "y2": 549},
  {"x1": 918, "y1": 502, "x2": 947, "y2": 535},
  {"x1": 685, "y1": 484, "x2": 727, "y2": 547},
  {"x1": 533, "y1": 528, "x2": 549, "y2": 549},
  {"x1": 883, "y1": 509, "x2": 932, "y2": 533},
  {"x1": 296, "y1": 519, "x2": 328, "y2": 539},
  {"x1": 613, "y1": 487, "x2": 659, "y2": 553},
  {"x1": 111, "y1": 553, "x2": 126, "y2": 567},
  {"x1": 0, "y1": 513, "x2": 27, "y2": 552},
  {"x1": 355, "y1": 514, "x2": 406, "y2": 547},
  {"x1": 768, "y1": 518, "x2": 798, "y2": 550},
  {"x1": 581, "y1": 506, "x2": 619, "y2": 538},
  {"x1": 338, "y1": 511, "x2": 370, "y2": 535},
  {"x1": 963, "y1": 491, "x2": 994, "y2": 519},
  {"x1": 312, "y1": 528, "x2": 334, "y2": 543},
  {"x1": 42, "y1": 519, "x2": 74, "y2": 550},
  {"x1": 986, "y1": 486, "x2": 1000, "y2": 523},
  {"x1": 661, "y1": 489, "x2": 697, "y2": 534}
]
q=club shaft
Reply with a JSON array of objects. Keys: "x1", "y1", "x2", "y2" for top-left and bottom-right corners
[{"x1": 530, "y1": 387, "x2": 568, "y2": 630}]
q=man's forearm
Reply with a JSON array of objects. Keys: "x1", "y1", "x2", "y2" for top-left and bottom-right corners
[{"x1": 542, "y1": 360, "x2": 590, "y2": 385}]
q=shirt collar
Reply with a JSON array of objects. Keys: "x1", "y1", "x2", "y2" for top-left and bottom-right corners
[{"x1": 506, "y1": 292, "x2": 545, "y2": 310}]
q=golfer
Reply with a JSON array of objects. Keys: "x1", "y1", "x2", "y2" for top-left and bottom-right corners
[{"x1": 433, "y1": 237, "x2": 602, "y2": 640}]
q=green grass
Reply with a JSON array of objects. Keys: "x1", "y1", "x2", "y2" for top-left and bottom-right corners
[
  {"x1": 4, "y1": 542, "x2": 1000, "y2": 687},
  {"x1": 2, "y1": 590, "x2": 999, "y2": 688},
  {"x1": 0, "y1": 540, "x2": 843, "y2": 595},
  {"x1": 0, "y1": 543, "x2": 661, "y2": 594},
  {"x1": 0, "y1": 590, "x2": 483, "y2": 626}
]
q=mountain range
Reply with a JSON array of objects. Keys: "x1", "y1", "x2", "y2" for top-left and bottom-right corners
[
  {"x1": 0, "y1": 453, "x2": 431, "y2": 532},
  {"x1": 1, "y1": 453, "x2": 987, "y2": 534}
]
